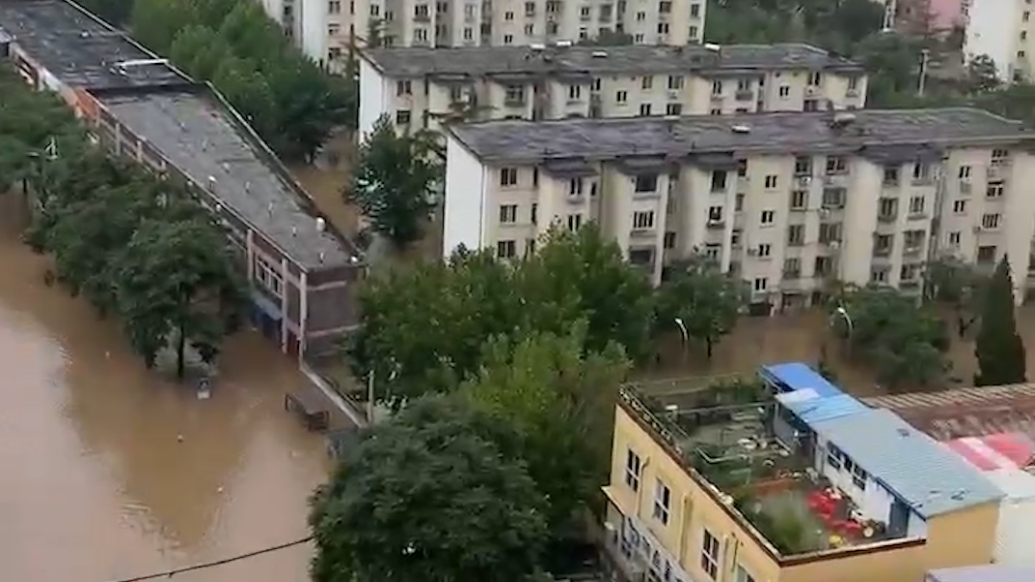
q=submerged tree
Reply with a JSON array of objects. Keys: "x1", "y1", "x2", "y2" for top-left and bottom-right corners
[
  {"x1": 923, "y1": 253, "x2": 987, "y2": 337},
  {"x1": 974, "y1": 257, "x2": 1027, "y2": 386},
  {"x1": 655, "y1": 253, "x2": 747, "y2": 359}
]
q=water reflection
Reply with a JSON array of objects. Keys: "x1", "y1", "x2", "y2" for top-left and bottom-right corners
[{"x1": 0, "y1": 195, "x2": 328, "y2": 582}]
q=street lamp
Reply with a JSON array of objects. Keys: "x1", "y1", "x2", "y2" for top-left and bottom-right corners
[
  {"x1": 833, "y1": 305, "x2": 854, "y2": 339},
  {"x1": 367, "y1": 362, "x2": 398, "y2": 424},
  {"x1": 674, "y1": 317, "x2": 689, "y2": 364}
]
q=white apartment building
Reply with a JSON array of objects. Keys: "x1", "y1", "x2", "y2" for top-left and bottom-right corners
[
  {"x1": 964, "y1": 0, "x2": 1035, "y2": 83},
  {"x1": 443, "y1": 109, "x2": 1035, "y2": 310},
  {"x1": 256, "y1": 0, "x2": 705, "y2": 65},
  {"x1": 359, "y1": 43, "x2": 867, "y2": 137}
]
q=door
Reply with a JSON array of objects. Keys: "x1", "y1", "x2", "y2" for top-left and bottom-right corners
[{"x1": 888, "y1": 499, "x2": 911, "y2": 537}]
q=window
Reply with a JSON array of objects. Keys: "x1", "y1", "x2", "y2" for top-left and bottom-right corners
[
  {"x1": 736, "y1": 565, "x2": 757, "y2": 582},
  {"x1": 413, "y1": 28, "x2": 427, "y2": 42},
  {"x1": 505, "y1": 85, "x2": 525, "y2": 104},
  {"x1": 664, "y1": 231, "x2": 676, "y2": 249},
  {"x1": 913, "y1": 162, "x2": 931, "y2": 182},
  {"x1": 617, "y1": 90, "x2": 628, "y2": 103},
  {"x1": 711, "y1": 80, "x2": 723, "y2": 95},
  {"x1": 757, "y1": 243, "x2": 772, "y2": 258},
  {"x1": 878, "y1": 198, "x2": 897, "y2": 221},
  {"x1": 689, "y1": 25, "x2": 699, "y2": 38},
  {"x1": 987, "y1": 182, "x2": 1004, "y2": 198},
  {"x1": 959, "y1": 165, "x2": 971, "y2": 179},
  {"x1": 825, "y1": 155, "x2": 847, "y2": 174},
  {"x1": 639, "y1": 103, "x2": 652, "y2": 116},
  {"x1": 909, "y1": 195, "x2": 925, "y2": 215},
  {"x1": 761, "y1": 210, "x2": 775, "y2": 225},
  {"x1": 790, "y1": 189, "x2": 807, "y2": 210},
  {"x1": 504, "y1": 34, "x2": 514, "y2": 44},
  {"x1": 826, "y1": 442, "x2": 842, "y2": 469},
  {"x1": 496, "y1": 240, "x2": 516, "y2": 258},
  {"x1": 665, "y1": 103, "x2": 682, "y2": 115},
  {"x1": 463, "y1": 27, "x2": 473, "y2": 39},
  {"x1": 764, "y1": 175, "x2": 778, "y2": 189},
  {"x1": 982, "y1": 213, "x2": 1001, "y2": 229},
  {"x1": 255, "y1": 256, "x2": 283, "y2": 297},
  {"x1": 993, "y1": 148, "x2": 1010, "y2": 161},
  {"x1": 659, "y1": 0, "x2": 672, "y2": 12},
  {"x1": 667, "y1": 75, "x2": 683, "y2": 90},
  {"x1": 635, "y1": 174, "x2": 658, "y2": 192},
  {"x1": 636, "y1": 10, "x2": 646, "y2": 20},
  {"x1": 395, "y1": 110, "x2": 411, "y2": 125},
  {"x1": 710, "y1": 108, "x2": 722, "y2": 115},
  {"x1": 852, "y1": 465, "x2": 867, "y2": 490},
  {"x1": 531, "y1": 203, "x2": 538, "y2": 224},
  {"x1": 505, "y1": 10, "x2": 514, "y2": 19},
  {"x1": 883, "y1": 167, "x2": 900, "y2": 186},
  {"x1": 652, "y1": 479, "x2": 671, "y2": 524},
  {"x1": 822, "y1": 187, "x2": 845, "y2": 208},
  {"x1": 874, "y1": 234, "x2": 893, "y2": 256},
  {"x1": 778, "y1": 85, "x2": 790, "y2": 98},
  {"x1": 525, "y1": 238, "x2": 536, "y2": 257},
  {"x1": 978, "y1": 245, "x2": 997, "y2": 263},
  {"x1": 754, "y1": 277, "x2": 768, "y2": 292},
  {"x1": 499, "y1": 204, "x2": 517, "y2": 223},
  {"x1": 953, "y1": 199, "x2": 967, "y2": 213},
  {"x1": 525, "y1": 23, "x2": 534, "y2": 34},
  {"x1": 633, "y1": 211, "x2": 655, "y2": 229},
  {"x1": 731, "y1": 229, "x2": 742, "y2": 246},
  {"x1": 591, "y1": 78, "x2": 602, "y2": 92},
  {"x1": 711, "y1": 171, "x2": 727, "y2": 192},
  {"x1": 871, "y1": 266, "x2": 889, "y2": 283},
  {"x1": 642, "y1": 76, "x2": 653, "y2": 90},
  {"x1": 396, "y1": 80, "x2": 412, "y2": 95},
  {"x1": 568, "y1": 214, "x2": 582, "y2": 232},
  {"x1": 808, "y1": 71, "x2": 822, "y2": 86},
  {"x1": 787, "y1": 224, "x2": 804, "y2": 246},
  {"x1": 500, "y1": 168, "x2": 518, "y2": 186},
  {"x1": 783, "y1": 258, "x2": 800, "y2": 277},
  {"x1": 819, "y1": 222, "x2": 842, "y2": 243},
  {"x1": 948, "y1": 231, "x2": 961, "y2": 246},
  {"x1": 569, "y1": 178, "x2": 584, "y2": 195},
  {"x1": 328, "y1": 0, "x2": 342, "y2": 13},
  {"x1": 624, "y1": 449, "x2": 641, "y2": 491},
  {"x1": 708, "y1": 206, "x2": 723, "y2": 222},
  {"x1": 691, "y1": 2, "x2": 700, "y2": 16},
  {"x1": 568, "y1": 84, "x2": 582, "y2": 100},
  {"x1": 701, "y1": 530, "x2": 720, "y2": 579},
  {"x1": 705, "y1": 243, "x2": 721, "y2": 260},
  {"x1": 328, "y1": 22, "x2": 341, "y2": 35}
]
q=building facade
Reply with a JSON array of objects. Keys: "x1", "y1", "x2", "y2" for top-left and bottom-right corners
[
  {"x1": 604, "y1": 363, "x2": 1003, "y2": 582},
  {"x1": 256, "y1": 0, "x2": 706, "y2": 65},
  {"x1": 0, "y1": 0, "x2": 364, "y2": 360},
  {"x1": 443, "y1": 110, "x2": 1035, "y2": 310},
  {"x1": 359, "y1": 43, "x2": 867, "y2": 137}
]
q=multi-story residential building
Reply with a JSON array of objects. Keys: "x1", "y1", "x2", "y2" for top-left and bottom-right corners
[
  {"x1": 442, "y1": 109, "x2": 1035, "y2": 309},
  {"x1": 359, "y1": 43, "x2": 867, "y2": 137},
  {"x1": 256, "y1": 0, "x2": 706, "y2": 65},
  {"x1": 604, "y1": 362, "x2": 1003, "y2": 582},
  {"x1": 0, "y1": 0, "x2": 364, "y2": 359}
]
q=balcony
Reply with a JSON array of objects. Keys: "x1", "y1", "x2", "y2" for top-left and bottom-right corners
[
  {"x1": 706, "y1": 219, "x2": 725, "y2": 229},
  {"x1": 629, "y1": 227, "x2": 656, "y2": 240},
  {"x1": 504, "y1": 95, "x2": 527, "y2": 107},
  {"x1": 846, "y1": 88, "x2": 860, "y2": 98},
  {"x1": 873, "y1": 246, "x2": 892, "y2": 258},
  {"x1": 903, "y1": 245, "x2": 924, "y2": 258},
  {"x1": 735, "y1": 88, "x2": 754, "y2": 101}
]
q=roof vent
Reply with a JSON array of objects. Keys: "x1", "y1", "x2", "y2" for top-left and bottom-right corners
[
  {"x1": 897, "y1": 428, "x2": 910, "y2": 437},
  {"x1": 831, "y1": 112, "x2": 857, "y2": 128},
  {"x1": 530, "y1": 43, "x2": 547, "y2": 51},
  {"x1": 555, "y1": 39, "x2": 573, "y2": 48},
  {"x1": 291, "y1": 226, "x2": 298, "y2": 236},
  {"x1": 731, "y1": 124, "x2": 751, "y2": 134},
  {"x1": 704, "y1": 43, "x2": 721, "y2": 53},
  {"x1": 207, "y1": 175, "x2": 216, "y2": 190},
  {"x1": 316, "y1": 217, "x2": 327, "y2": 232},
  {"x1": 80, "y1": 31, "x2": 90, "y2": 38},
  {"x1": 591, "y1": 50, "x2": 608, "y2": 58},
  {"x1": 267, "y1": 202, "x2": 274, "y2": 216},
  {"x1": 319, "y1": 251, "x2": 326, "y2": 263}
]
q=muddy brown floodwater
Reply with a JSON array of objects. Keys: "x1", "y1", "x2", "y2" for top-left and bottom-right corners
[{"x1": 0, "y1": 195, "x2": 330, "y2": 582}]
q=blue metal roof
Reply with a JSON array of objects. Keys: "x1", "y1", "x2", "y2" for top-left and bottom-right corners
[
  {"x1": 759, "y1": 362, "x2": 843, "y2": 398},
  {"x1": 811, "y1": 408, "x2": 1004, "y2": 518},
  {"x1": 928, "y1": 566, "x2": 1035, "y2": 582},
  {"x1": 775, "y1": 391, "x2": 868, "y2": 424}
]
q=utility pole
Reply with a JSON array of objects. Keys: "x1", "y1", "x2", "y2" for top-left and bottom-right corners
[{"x1": 917, "y1": 49, "x2": 931, "y2": 97}]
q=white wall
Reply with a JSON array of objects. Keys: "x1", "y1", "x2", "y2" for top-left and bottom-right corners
[
  {"x1": 443, "y1": 136, "x2": 488, "y2": 257},
  {"x1": 299, "y1": 0, "x2": 327, "y2": 65},
  {"x1": 964, "y1": 1, "x2": 1016, "y2": 81},
  {"x1": 359, "y1": 58, "x2": 391, "y2": 140}
]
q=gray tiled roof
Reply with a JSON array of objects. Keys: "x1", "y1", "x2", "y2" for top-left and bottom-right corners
[
  {"x1": 811, "y1": 408, "x2": 1004, "y2": 518},
  {"x1": 363, "y1": 43, "x2": 864, "y2": 78},
  {"x1": 100, "y1": 91, "x2": 358, "y2": 268},
  {"x1": 0, "y1": 0, "x2": 187, "y2": 89},
  {"x1": 448, "y1": 109, "x2": 1035, "y2": 163}
]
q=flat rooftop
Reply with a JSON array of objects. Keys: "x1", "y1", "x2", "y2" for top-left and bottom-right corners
[
  {"x1": 449, "y1": 109, "x2": 1035, "y2": 163},
  {"x1": 99, "y1": 91, "x2": 358, "y2": 268},
  {"x1": 0, "y1": 0, "x2": 186, "y2": 89},
  {"x1": 363, "y1": 43, "x2": 864, "y2": 78}
]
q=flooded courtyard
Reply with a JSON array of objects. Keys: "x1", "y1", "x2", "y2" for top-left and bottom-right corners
[{"x1": 0, "y1": 197, "x2": 329, "y2": 581}]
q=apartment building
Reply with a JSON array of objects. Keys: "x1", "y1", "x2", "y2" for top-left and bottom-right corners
[
  {"x1": 257, "y1": 0, "x2": 705, "y2": 65},
  {"x1": 359, "y1": 43, "x2": 867, "y2": 137},
  {"x1": 604, "y1": 362, "x2": 1003, "y2": 582},
  {"x1": 0, "y1": 0, "x2": 364, "y2": 359},
  {"x1": 443, "y1": 110, "x2": 1035, "y2": 309}
]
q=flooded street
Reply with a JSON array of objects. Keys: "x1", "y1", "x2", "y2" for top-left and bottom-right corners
[{"x1": 0, "y1": 196, "x2": 329, "y2": 582}]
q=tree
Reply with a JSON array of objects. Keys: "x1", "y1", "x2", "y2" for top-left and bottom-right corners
[
  {"x1": 350, "y1": 115, "x2": 441, "y2": 248},
  {"x1": 170, "y1": 25, "x2": 231, "y2": 81},
  {"x1": 966, "y1": 54, "x2": 1001, "y2": 93},
  {"x1": 130, "y1": 0, "x2": 197, "y2": 55},
  {"x1": 577, "y1": 30, "x2": 634, "y2": 46},
  {"x1": 75, "y1": 0, "x2": 135, "y2": 26},
  {"x1": 112, "y1": 216, "x2": 245, "y2": 377},
  {"x1": 461, "y1": 325, "x2": 629, "y2": 540},
  {"x1": 838, "y1": 286, "x2": 949, "y2": 388},
  {"x1": 309, "y1": 396, "x2": 549, "y2": 582},
  {"x1": 923, "y1": 253, "x2": 987, "y2": 337},
  {"x1": 212, "y1": 56, "x2": 277, "y2": 135},
  {"x1": 655, "y1": 254, "x2": 747, "y2": 359},
  {"x1": 974, "y1": 257, "x2": 1027, "y2": 386}
]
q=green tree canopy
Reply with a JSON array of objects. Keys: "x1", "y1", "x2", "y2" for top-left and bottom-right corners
[
  {"x1": 350, "y1": 115, "x2": 441, "y2": 248},
  {"x1": 923, "y1": 253, "x2": 987, "y2": 337},
  {"x1": 309, "y1": 396, "x2": 549, "y2": 582},
  {"x1": 655, "y1": 254, "x2": 747, "y2": 359},
  {"x1": 461, "y1": 325, "x2": 629, "y2": 540},
  {"x1": 974, "y1": 257, "x2": 1027, "y2": 386}
]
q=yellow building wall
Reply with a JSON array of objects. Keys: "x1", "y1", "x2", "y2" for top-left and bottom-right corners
[{"x1": 608, "y1": 404, "x2": 998, "y2": 582}]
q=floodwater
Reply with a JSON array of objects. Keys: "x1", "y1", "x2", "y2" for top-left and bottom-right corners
[{"x1": 0, "y1": 195, "x2": 330, "y2": 582}]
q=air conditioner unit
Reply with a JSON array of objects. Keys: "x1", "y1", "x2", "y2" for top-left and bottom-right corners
[
  {"x1": 797, "y1": 176, "x2": 812, "y2": 187},
  {"x1": 667, "y1": 90, "x2": 680, "y2": 100},
  {"x1": 959, "y1": 180, "x2": 971, "y2": 194},
  {"x1": 805, "y1": 86, "x2": 820, "y2": 97}
]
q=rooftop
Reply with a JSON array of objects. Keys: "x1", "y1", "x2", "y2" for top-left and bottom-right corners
[
  {"x1": 928, "y1": 565, "x2": 1035, "y2": 582},
  {"x1": 362, "y1": 43, "x2": 864, "y2": 78},
  {"x1": 98, "y1": 90, "x2": 358, "y2": 267},
  {"x1": 809, "y1": 408, "x2": 1003, "y2": 518},
  {"x1": 761, "y1": 362, "x2": 843, "y2": 399},
  {"x1": 449, "y1": 109, "x2": 1035, "y2": 164},
  {"x1": 0, "y1": 0, "x2": 187, "y2": 89}
]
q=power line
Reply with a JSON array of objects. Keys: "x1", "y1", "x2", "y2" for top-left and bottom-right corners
[{"x1": 102, "y1": 536, "x2": 314, "y2": 582}]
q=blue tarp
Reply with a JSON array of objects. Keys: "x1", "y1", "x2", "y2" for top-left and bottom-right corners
[
  {"x1": 775, "y1": 391, "x2": 868, "y2": 424},
  {"x1": 759, "y1": 362, "x2": 843, "y2": 398}
]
